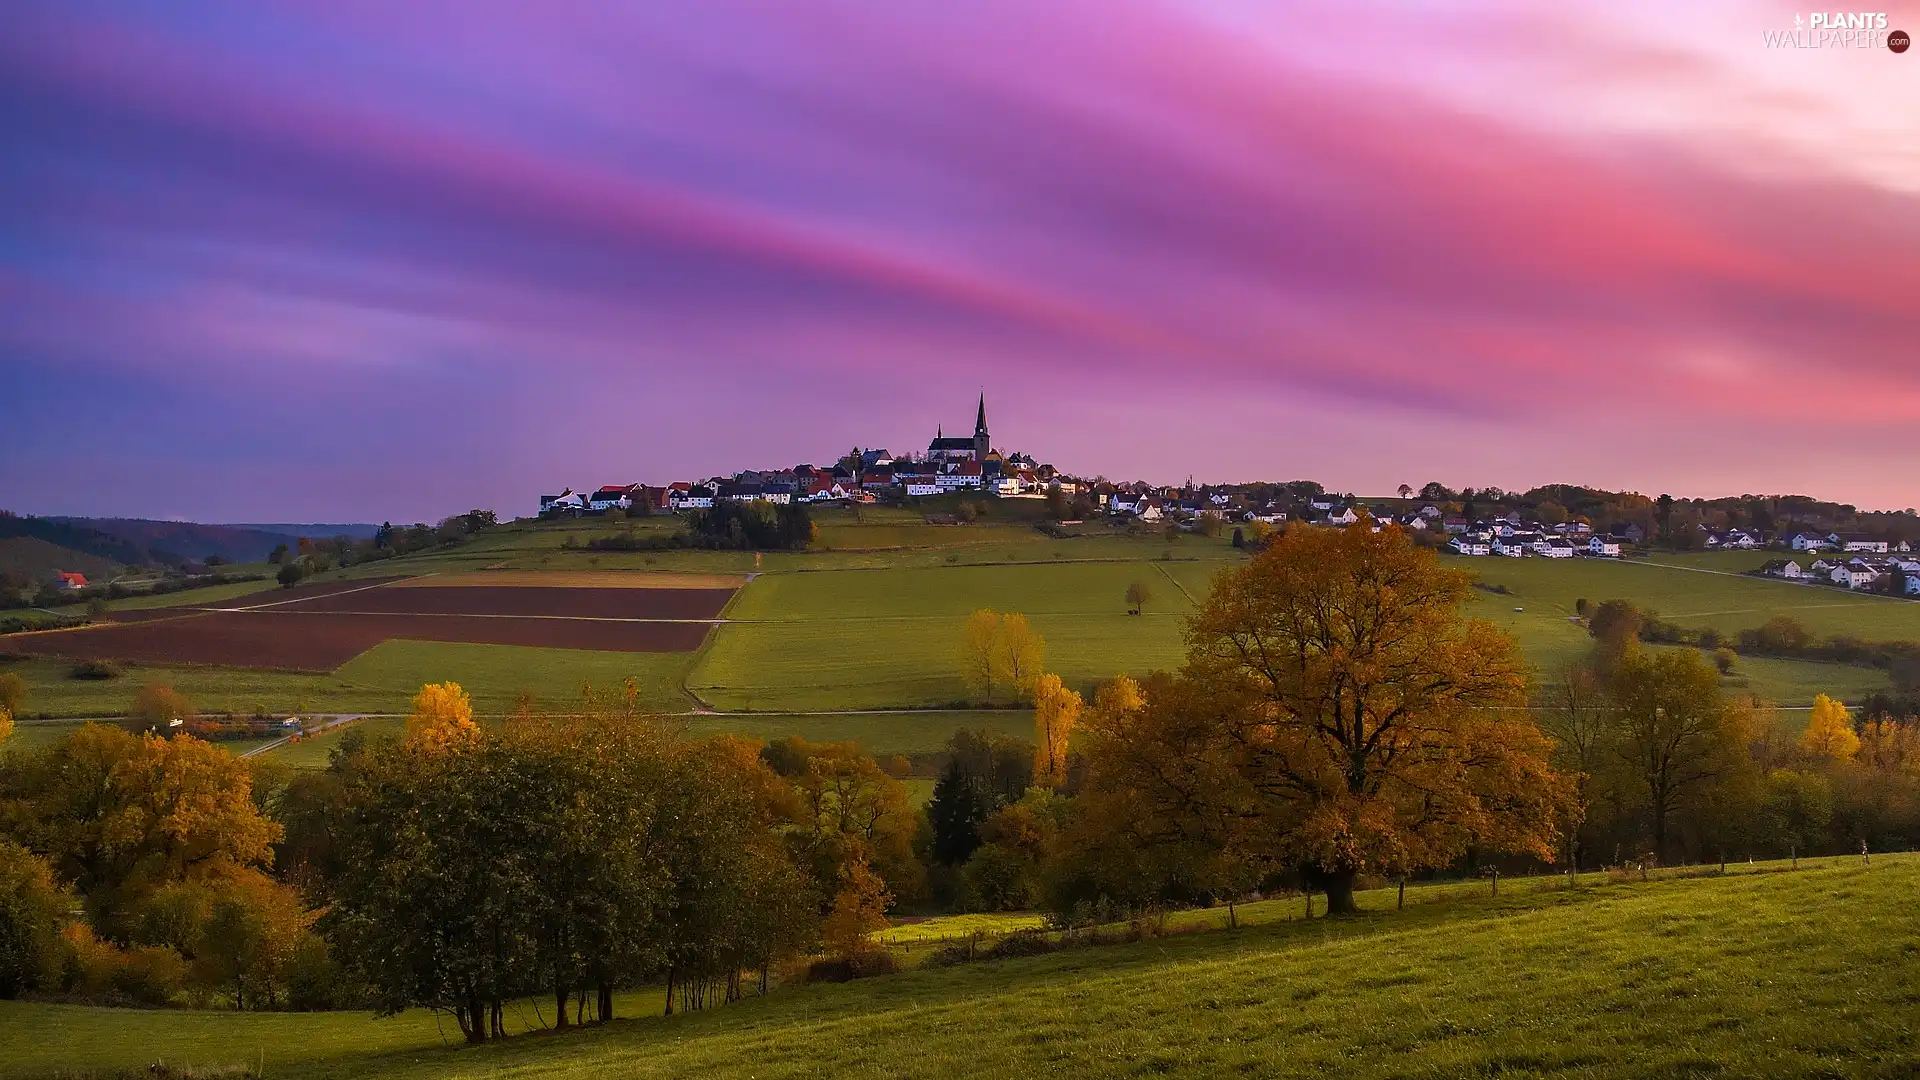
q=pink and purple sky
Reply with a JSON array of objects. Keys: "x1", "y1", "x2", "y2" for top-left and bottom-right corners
[{"x1": 3, "y1": 1, "x2": 1916, "y2": 521}]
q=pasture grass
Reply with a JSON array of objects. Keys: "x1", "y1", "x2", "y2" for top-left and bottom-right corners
[{"x1": 4, "y1": 855, "x2": 1913, "y2": 1079}]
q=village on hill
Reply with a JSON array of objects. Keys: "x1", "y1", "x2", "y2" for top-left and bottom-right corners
[{"x1": 535, "y1": 394, "x2": 1920, "y2": 599}]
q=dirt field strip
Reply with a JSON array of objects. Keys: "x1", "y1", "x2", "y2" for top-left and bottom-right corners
[
  {"x1": 387, "y1": 570, "x2": 748, "y2": 590},
  {"x1": 262, "y1": 610, "x2": 725, "y2": 624}
]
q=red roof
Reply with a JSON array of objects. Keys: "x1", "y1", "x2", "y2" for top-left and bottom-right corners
[
  {"x1": 594, "y1": 484, "x2": 636, "y2": 496},
  {"x1": 58, "y1": 572, "x2": 88, "y2": 587}
]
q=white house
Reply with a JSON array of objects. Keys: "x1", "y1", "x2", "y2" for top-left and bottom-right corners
[
  {"x1": 1906, "y1": 574, "x2": 1920, "y2": 597},
  {"x1": 1789, "y1": 533, "x2": 1832, "y2": 552},
  {"x1": 1759, "y1": 559, "x2": 1804, "y2": 580},
  {"x1": 671, "y1": 485, "x2": 716, "y2": 510},
  {"x1": 1321, "y1": 507, "x2": 1358, "y2": 526},
  {"x1": 1451, "y1": 536, "x2": 1491, "y2": 556},
  {"x1": 1832, "y1": 565, "x2": 1879, "y2": 589},
  {"x1": 540, "y1": 489, "x2": 587, "y2": 515},
  {"x1": 904, "y1": 478, "x2": 942, "y2": 497},
  {"x1": 1137, "y1": 500, "x2": 1165, "y2": 522},
  {"x1": 1540, "y1": 539, "x2": 1577, "y2": 559},
  {"x1": 588, "y1": 485, "x2": 635, "y2": 512},
  {"x1": 1835, "y1": 534, "x2": 1890, "y2": 554},
  {"x1": 1587, "y1": 536, "x2": 1622, "y2": 557},
  {"x1": 1492, "y1": 536, "x2": 1530, "y2": 557}
]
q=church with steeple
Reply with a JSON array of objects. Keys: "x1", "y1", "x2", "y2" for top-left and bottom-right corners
[{"x1": 927, "y1": 393, "x2": 992, "y2": 463}]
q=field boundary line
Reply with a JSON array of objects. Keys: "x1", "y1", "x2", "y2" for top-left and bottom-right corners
[
  {"x1": 215, "y1": 576, "x2": 425, "y2": 612},
  {"x1": 1152, "y1": 561, "x2": 1199, "y2": 606}
]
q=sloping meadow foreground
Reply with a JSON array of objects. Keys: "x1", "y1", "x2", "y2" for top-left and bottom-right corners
[{"x1": 5, "y1": 858, "x2": 1916, "y2": 1079}]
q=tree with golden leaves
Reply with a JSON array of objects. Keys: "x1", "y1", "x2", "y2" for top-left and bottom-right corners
[
  {"x1": 1800, "y1": 693, "x2": 1860, "y2": 763},
  {"x1": 1130, "y1": 522, "x2": 1564, "y2": 915},
  {"x1": 819, "y1": 854, "x2": 891, "y2": 959},
  {"x1": 996, "y1": 613, "x2": 1045, "y2": 698},
  {"x1": 1031, "y1": 674, "x2": 1081, "y2": 788},
  {"x1": 0, "y1": 705, "x2": 12, "y2": 749},
  {"x1": 128, "y1": 683, "x2": 196, "y2": 735},
  {"x1": 404, "y1": 681, "x2": 481, "y2": 754},
  {"x1": 961, "y1": 609, "x2": 1003, "y2": 703}
]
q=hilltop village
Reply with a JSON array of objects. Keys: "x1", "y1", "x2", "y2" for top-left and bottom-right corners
[{"x1": 538, "y1": 395, "x2": 1920, "y2": 597}]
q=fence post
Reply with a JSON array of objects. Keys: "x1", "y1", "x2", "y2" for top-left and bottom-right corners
[
  {"x1": 1861, "y1": 839, "x2": 1870, "y2": 867},
  {"x1": 1490, "y1": 867, "x2": 1498, "y2": 898},
  {"x1": 1790, "y1": 844, "x2": 1797, "y2": 870},
  {"x1": 1397, "y1": 877, "x2": 1406, "y2": 911}
]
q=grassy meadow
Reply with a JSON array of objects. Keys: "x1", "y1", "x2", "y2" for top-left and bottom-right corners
[
  {"x1": 3, "y1": 516, "x2": 1914, "y2": 753},
  {"x1": 4, "y1": 854, "x2": 1914, "y2": 1079}
]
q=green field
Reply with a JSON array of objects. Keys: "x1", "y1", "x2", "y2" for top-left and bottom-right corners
[
  {"x1": 4, "y1": 855, "x2": 1912, "y2": 1079},
  {"x1": 4, "y1": 521, "x2": 1912, "y2": 746}
]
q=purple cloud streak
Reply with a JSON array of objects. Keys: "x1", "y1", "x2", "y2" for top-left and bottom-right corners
[{"x1": 2, "y1": 0, "x2": 1916, "y2": 520}]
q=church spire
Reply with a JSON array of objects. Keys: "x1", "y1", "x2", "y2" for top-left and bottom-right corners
[{"x1": 975, "y1": 392, "x2": 988, "y2": 438}]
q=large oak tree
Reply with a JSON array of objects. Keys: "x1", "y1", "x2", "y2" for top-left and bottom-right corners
[{"x1": 1092, "y1": 520, "x2": 1566, "y2": 914}]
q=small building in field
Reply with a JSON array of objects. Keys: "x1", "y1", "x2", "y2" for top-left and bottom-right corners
[{"x1": 56, "y1": 571, "x2": 88, "y2": 590}]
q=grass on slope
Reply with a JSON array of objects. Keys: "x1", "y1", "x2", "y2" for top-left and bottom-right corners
[
  {"x1": 1452, "y1": 553, "x2": 1920, "y2": 643},
  {"x1": 6, "y1": 856, "x2": 1913, "y2": 1079}
]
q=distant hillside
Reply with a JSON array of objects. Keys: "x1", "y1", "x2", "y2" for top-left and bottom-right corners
[
  {"x1": 45, "y1": 518, "x2": 371, "y2": 564},
  {"x1": 0, "y1": 513, "x2": 155, "y2": 569},
  {"x1": 228, "y1": 522, "x2": 381, "y2": 542},
  {"x1": 0, "y1": 536, "x2": 123, "y2": 580}
]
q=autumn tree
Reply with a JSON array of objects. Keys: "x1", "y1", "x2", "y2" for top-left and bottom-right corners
[
  {"x1": 0, "y1": 706, "x2": 11, "y2": 750},
  {"x1": 0, "y1": 841, "x2": 68, "y2": 998},
  {"x1": 0, "y1": 672, "x2": 24, "y2": 718},
  {"x1": 1800, "y1": 694, "x2": 1860, "y2": 763},
  {"x1": 404, "y1": 681, "x2": 481, "y2": 755},
  {"x1": 1606, "y1": 646, "x2": 1748, "y2": 861},
  {"x1": 819, "y1": 855, "x2": 891, "y2": 958},
  {"x1": 128, "y1": 683, "x2": 196, "y2": 735},
  {"x1": 1031, "y1": 674, "x2": 1081, "y2": 788},
  {"x1": 1125, "y1": 581, "x2": 1152, "y2": 615},
  {"x1": 996, "y1": 613, "x2": 1045, "y2": 698},
  {"x1": 0, "y1": 724, "x2": 281, "y2": 941},
  {"x1": 768, "y1": 738, "x2": 920, "y2": 904},
  {"x1": 1112, "y1": 523, "x2": 1566, "y2": 915},
  {"x1": 961, "y1": 609, "x2": 1003, "y2": 702}
]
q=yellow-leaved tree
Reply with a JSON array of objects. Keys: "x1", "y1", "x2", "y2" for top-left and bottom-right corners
[
  {"x1": 996, "y1": 613, "x2": 1045, "y2": 698},
  {"x1": 405, "y1": 681, "x2": 481, "y2": 754},
  {"x1": 820, "y1": 853, "x2": 892, "y2": 959},
  {"x1": 1031, "y1": 673, "x2": 1081, "y2": 788},
  {"x1": 961, "y1": 609, "x2": 1003, "y2": 703},
  {"x1": 1800, "y1": 694, "x2": 1859, "y2": 763},
  {"x1": 0, "y1": 705, "x2": 12, "y2": 748}
]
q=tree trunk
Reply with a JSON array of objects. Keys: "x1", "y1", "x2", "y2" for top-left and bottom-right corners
[
  {"x1": 598, "y1": 982, "x2": 614, "y2": 1024},
  {"x1": 664, "y1": 967, "x2": 676, "y2": 1016},
  {"x1": 464, "y1": 994, "x2": 488, "y2": 1044},
  {"x1": 554, "y1": 980, "x2": 571, "y2": 1030},
  {"x1": 1308, "y1": 867, "x2": 1358, "y2": 916}
]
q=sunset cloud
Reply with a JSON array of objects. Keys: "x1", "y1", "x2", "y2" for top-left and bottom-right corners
[{"x1": 3, "y1": 0, "x2": 1916, "y2": 519}]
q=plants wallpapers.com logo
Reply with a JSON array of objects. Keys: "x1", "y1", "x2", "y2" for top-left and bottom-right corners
[{"x1": 1763, "y1": 11, "x2": 1910, "y2": 48}]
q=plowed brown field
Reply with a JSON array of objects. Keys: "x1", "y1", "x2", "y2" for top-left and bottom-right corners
[{"x1": 0, "y1": 575, "x2": 733, "y2": 671}]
